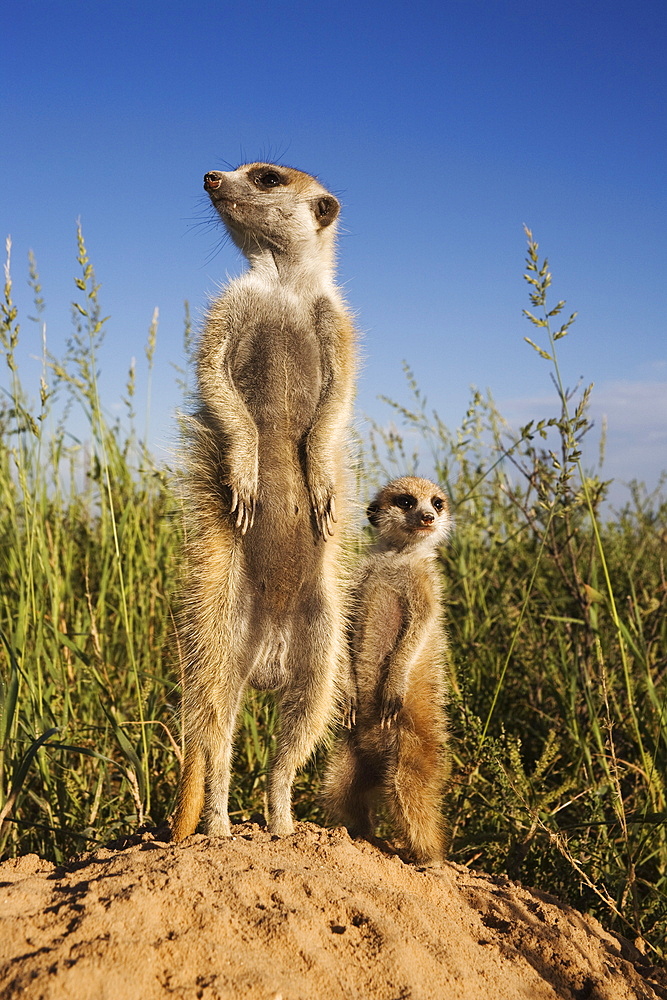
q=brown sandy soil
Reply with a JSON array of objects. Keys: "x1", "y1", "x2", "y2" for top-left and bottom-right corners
[{"x1": 0, "y1": 821, "x2": 664, "y2": 1000}]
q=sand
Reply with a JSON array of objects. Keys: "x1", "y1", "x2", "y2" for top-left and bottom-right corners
[{"x1": 1, "y1": 821, "x2": 664, "y2": 1000}]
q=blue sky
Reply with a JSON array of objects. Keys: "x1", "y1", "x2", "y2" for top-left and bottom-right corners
[{"x1": 3, "y1": 0, "x2": 666, "y2": 504}]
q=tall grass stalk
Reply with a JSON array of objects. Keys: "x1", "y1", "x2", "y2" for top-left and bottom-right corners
[
  {"x1": 523, "y1": 228, "x2": 662, "y2": 809},
  {"x1": 0, "y1": 229, "x2": 180, "y2": 859}
]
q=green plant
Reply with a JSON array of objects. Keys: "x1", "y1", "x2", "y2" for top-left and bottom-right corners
[
  {"x1": 1, "y1": 226, "x2": 665, "y2": 960},
  {"x1": 0, "y1": 231, "x2": 181, "y2": 860}
]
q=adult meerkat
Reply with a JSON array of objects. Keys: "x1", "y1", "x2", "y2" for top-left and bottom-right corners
[
  {"x1": 323, "y1": 476, "x2": 452, "y2": 864},
  {"x1": 171, "y1": 162, "x2": 356, "y2": 842}
]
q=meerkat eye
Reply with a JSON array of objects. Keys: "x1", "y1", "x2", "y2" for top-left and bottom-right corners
[
  {"x1": 393, "y1": 494, "x2": 416, "y2": 510},
  {"x1": 432, "y1": 497, "x2": 444, "y2": 512},
  {"x1": 254, "y1": 170, "x2": 285, "y2": 190}
]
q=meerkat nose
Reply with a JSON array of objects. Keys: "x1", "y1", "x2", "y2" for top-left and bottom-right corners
[
  {"x1": 204, "y1": 172, "x2": 223, "y2": 190},
  {"x1": 421, "y1": 512, "x2": 435, "y2": 524}
]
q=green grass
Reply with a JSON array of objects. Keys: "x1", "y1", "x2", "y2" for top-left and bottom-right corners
[{"x1": 1, "y1": 228, "x2": 665, "y2": 959}]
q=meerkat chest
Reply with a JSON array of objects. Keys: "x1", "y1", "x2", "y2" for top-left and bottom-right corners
[
  {"x1": 230, "y1": 292, "x2": 323, "y2": 431},
  {"x1": 355, "y1": 584, "x2": 404, "y2": 665},
  {"x1": 353, "y1": 564, "x2": 440, "y2": 666}
]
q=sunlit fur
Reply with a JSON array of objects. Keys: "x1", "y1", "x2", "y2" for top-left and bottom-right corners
[
  {"x1": 171, "y1": 163, "x2": 356, "y2": 841},
  {"x1": 323, "y1": 476, "x2": 452, "y2": 864}
]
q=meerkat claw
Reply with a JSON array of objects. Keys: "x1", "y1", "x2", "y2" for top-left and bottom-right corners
[
  {"x1": 380, "y1": 694, "x2": 403, "y2": 729},
  {"x1": 313, "y1": 504, "x2": 329, "y2": 539},
  {"x1": 342, "y1": 697, "x2": 357, "y2": 729},
  {"x1": 230, "y1": 489, "x2": 256, "y2": 534}
]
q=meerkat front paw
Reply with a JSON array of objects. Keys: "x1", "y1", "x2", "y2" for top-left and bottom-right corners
[
  {"x1": 380, "y1": 690, "x2": 404, "y2": 729},
  {"x1": 308, "y1": 474, "x2": 337, "y2": 538},
  {"x1": 230, "y1": 487, "x2": 256, "y2": 534},
  {"x1": 227, "y1": 459, "x2": 258, "y2": 534}
]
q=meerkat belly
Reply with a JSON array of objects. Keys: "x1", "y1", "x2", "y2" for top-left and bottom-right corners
[
  {"x1": 353, "y1": 586, "x2": 404, "y2": 707},
  {"x1": 234, "y1": 315, "x2": 325, "y2": 616}
]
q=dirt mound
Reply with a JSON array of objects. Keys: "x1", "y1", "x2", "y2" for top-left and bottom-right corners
[{"x1": 0, "y1": 821, "x2": 664, "y2": 1000}]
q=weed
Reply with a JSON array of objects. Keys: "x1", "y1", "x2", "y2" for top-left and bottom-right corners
[{"x1": 0, "y1": 227, "x2": 665, "y2": 957}]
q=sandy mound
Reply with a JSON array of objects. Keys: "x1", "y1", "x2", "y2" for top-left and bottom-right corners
[{"x1": 0, "y1": 822, "x2": 664, "y2": 1000}]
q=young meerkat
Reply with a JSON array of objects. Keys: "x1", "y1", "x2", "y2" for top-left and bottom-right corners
[
  {"x1": 171, "y1": 162, "x2": 356, "y2": 842},
  {"x1": 323, "y1": 476, "x2": 452, "y2": 864}
]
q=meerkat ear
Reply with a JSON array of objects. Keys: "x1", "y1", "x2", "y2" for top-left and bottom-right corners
[
  {"x1": 313, "y1": 195, "x2": 340, "y2": 228},
  {"x1": 367, "y1": 502, "x2": 381, "y2": 527}
]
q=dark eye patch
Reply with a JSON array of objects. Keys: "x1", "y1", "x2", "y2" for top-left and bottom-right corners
[
  {"x1": 392, "y1": 494, "x2": 416, "y2": 510},
  {"x1": 251, "y1": 169, "x2": 287, "y2": 190},
  {"x1": 432, "y1": 496, "x2": 444, "y2": 511}
]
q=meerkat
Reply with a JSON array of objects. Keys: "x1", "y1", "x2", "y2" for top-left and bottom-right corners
[
  {"x1": 322, "y1": 476, "x2": 452, "y2": 864},
  {"x1": 171, "y1": 162, "x2": 356, "y2": 842}
]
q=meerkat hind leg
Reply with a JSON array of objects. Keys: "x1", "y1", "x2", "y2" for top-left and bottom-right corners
[
  {"x1": 323, "y1": 737, "x2": 381, "y2": 840},
  {"x1": 269, "y1": 684, "x2": 330, "y2": 835},
  {"x1": 200, "y1": 683, "x2": 246, "y2": 837},
  {"x1": 204, "y1": 741, "x2": 235, "y2": 838},
  {"x1": 268, "y1": 624, "x2": 338, "y2": 835}
]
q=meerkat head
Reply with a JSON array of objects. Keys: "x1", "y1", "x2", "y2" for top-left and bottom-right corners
[
  {"x1": 203, "y1": 163, "x2": 340, "y2": 261},
  {"x1": 366, "y1": 476, "x2": 451, "y2": 553}
]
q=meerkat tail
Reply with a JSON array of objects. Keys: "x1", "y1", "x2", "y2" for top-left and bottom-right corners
[
  {"x1": 389, "y1": 728, "x2": 447, "y2": 864},
  {"x1": 171, "y1": 741, "x2": 206, "y2": 842}
]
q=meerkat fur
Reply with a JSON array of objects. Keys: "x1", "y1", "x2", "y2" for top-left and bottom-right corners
[
  {"x1": 171, "y1": 163, "x2": 356, "y2": 842},
  {"x1": 323, "y1": 476, "x2": 452, "y2": 864}
]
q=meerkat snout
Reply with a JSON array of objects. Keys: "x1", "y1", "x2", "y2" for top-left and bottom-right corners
[
  {"x1": 313, "y1": 196, "x2": 340, "y2": 227},
  {"x1": 203, "y1": 172, "x2": 223, "y2": 191}
]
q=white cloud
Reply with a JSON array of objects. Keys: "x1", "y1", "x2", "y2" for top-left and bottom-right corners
[
  {"x1": 498, "y1": 379, "x2": 667, "y2": 503},
  {"x1": 589, "y1": 379, "x2": 667, "y2": 433}
]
